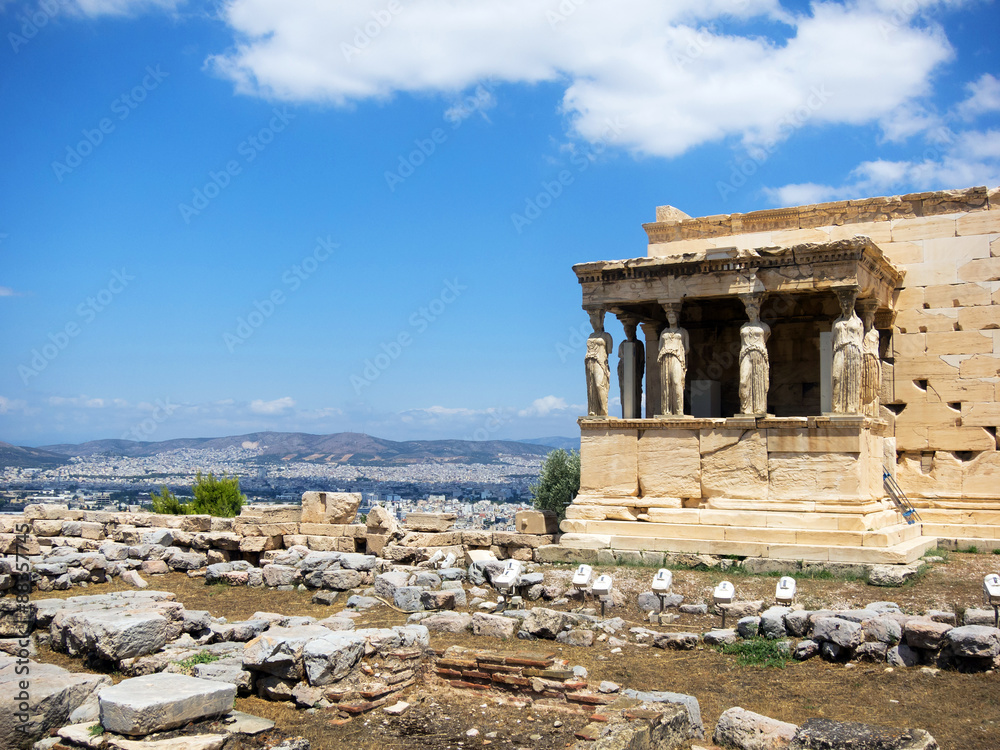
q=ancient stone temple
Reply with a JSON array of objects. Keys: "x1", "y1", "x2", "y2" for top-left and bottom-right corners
[{"x1": 564, "y1": 186, "x2": 1000, "y2": 564}]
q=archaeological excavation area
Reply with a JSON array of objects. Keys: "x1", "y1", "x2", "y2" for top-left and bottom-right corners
[{"x1": 1, "y1": 494, "x2": 999, "y2": 750}]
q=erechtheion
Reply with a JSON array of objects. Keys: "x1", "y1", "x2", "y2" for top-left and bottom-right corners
[{"x1": 565, "y1": 185, "x2": 1000, "y2": 565}]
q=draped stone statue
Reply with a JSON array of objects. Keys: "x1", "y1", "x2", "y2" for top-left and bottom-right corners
[
  {"x1": 617, "y1": 318, "x2": 644, "y2": 419},
  {"x1": 860, "y1": 302, "x2": 881, "y2": 418},
  {"x1": 832, "y1": 287, "x2": 864, "y2": 414},
  {"x1": 738, "y1": 293, "x2": 770, "y2": 415},
  {"x1": 585, "y1": 310, "x2": 612, "y2": 417},
  {"x1": 658, "y1": 305, "x2": 689, "y2": 416}
]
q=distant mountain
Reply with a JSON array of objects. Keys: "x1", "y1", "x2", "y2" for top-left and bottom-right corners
[
  {"x1": 0, "y1": 441, "x2": 70, "y2": 468},
  {"x1": 35, "y1": 431, "x2": 557, "y2": 466},
  {"x1": 518, "y1": 436, "x2": 580, "y2": 451}
]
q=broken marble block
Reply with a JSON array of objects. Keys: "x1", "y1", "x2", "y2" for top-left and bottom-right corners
[{"x1": 99, "y1": 672, "x2": 236, "y2": 736}]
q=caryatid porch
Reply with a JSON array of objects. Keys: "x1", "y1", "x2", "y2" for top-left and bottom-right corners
[{"x1": 565, "y1": 237, "x2": 938, "y2": 565}]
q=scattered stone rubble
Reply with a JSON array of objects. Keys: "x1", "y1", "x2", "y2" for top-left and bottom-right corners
[
  {"x1": 1, "y1": 502, "x2": 918, "y2": 600},
  {"x1": 0, "y1": 501, "x2": 974, "y2": 749}
]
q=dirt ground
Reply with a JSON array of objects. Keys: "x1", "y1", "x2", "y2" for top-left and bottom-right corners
[{"x1": 33, "y1": 551, "x2": 1000, "y2": 750}]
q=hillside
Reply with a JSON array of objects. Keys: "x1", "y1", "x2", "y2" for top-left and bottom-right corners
[
  {"x1": 34, "y1": 431, "x2": 564, "y2": 466},
  {"x1": 0, "y1": 441, "x2": 70, "y2": 468}
]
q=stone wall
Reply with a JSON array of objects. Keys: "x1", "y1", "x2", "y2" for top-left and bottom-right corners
[
  {"x1": 643, "y1": 185, "x2": 1000, "y2": 549},
  {"x1": 0, "y1": 502, "x2": 556, "y2": 596}
]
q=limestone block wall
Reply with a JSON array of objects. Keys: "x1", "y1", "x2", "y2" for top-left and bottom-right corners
[
  {"x1": 572, "y1": 418, "x2": 887, "y2": 519},
  {"x1": 642, "y1": 186, "x2": 1000, "y2": 546}
]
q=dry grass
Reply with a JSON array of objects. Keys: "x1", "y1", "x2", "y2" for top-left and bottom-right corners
[{"x1": 30, "y1": 552, "x2": 1000, "y2": 750}]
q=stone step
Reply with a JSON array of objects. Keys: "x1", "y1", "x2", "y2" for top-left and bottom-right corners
[
  {"x1": 560, "y1": 531, "x2": 937, "y2": 564},
  {"x1": 917, "y1": 509, "x2": 1000, "y2": 525},
  {"x1": 921, "y1": 523, "x2": 1000, "y2": 541},
  {"x1": 560, "y1": 519, "x2": 922, "y2": 548}
]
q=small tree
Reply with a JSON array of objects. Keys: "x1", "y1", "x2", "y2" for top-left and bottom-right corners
[
  {"x1": 190, "y1": 472, "x2": 245, "y2": 517},
  {"x1": 530, "y1": 449, "x2": 580, "y2": 521},
  {"x1": 150, "y1": 486, "x2": 190, "y2": 515}
]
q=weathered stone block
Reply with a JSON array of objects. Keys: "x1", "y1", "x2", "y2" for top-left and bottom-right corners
[
  {"x1": 300, "y1": 492, "x2": 361, "y2": 525},
  {"x1": 404, "y1": 512, "x2": 457, "y2": 532},
  {"x1": 302, "y1": 632, "x2": 367, "y2": 686},
  {"x1": 638, "y1": 429, "x2": 699, "y2": 498},
  {"x1": 0, "y1": 658, "x2": 110, "y2": 749},
  {"x1": 98, "y1": 673, "x2": 236, "y2": 736}
]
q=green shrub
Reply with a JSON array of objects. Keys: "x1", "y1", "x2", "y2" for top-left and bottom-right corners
[
  {"x1": 530, "y1": 449, "x2": 580, "y2": 521},
  {"x1": 190, "y1": 472, "x2": 245, "y2": 517},
  {"x1": 150, "y1": 486, "x2": 190, "y2": 515}
]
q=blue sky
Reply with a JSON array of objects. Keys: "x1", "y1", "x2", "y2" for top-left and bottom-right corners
[{"x1": 0, "y1": 0, "x2": 997, "y2": 446}]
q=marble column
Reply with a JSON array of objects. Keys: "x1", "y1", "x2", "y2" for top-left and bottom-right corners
[
  {"x1": 658, "y1": 302, "x2": 689, "y2": 417},
  {"x1": 640, "y1": 320, "x2": 663, "y2": 419},
  {"x1": 738, "y1": 292, "x2": 770, "y2": 416},
  {"x1": 616, "y1": 315, "x2": 644, "y2": 419},
  {"x1": 858, "y1": 299, "x2": 881, "y2": 418},
  {"x1": 832, "y1": 286, "x2": 864, "y2": 415},
  {"x1": 584, "y1": 308, "x2": 613, "y2": 417}
]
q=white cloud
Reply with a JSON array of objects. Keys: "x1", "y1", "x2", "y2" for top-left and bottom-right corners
[
  {"x1": 519, "y1": 395, "x2": 572, "y2": 418},
  {"x1": 69, "y1": 0, "x2": 184, "y2": 16},
  {"x1": 766, "y1": 126, "x2": 1000, "y2": 206},
  {"x1": 47, "y1": 395, "x2": 112, "y2": 408},
  {"x1": 249, "y1": 396, "x2": 296, "y2": 414},
  {"x1": 0, "y1": 286, "x2": 18, "y2": 297},
  {"x1": 958, "y1": 73, "x2": 1000, "y2": 118},
  {"x1": 207, "y1": 0, "x2": 961, "y2": 158},
  {"x1": 0, "y1": 396, "x2": 28, "y2": 414}
]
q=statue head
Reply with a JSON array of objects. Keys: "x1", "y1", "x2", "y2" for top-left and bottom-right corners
[
  {"x1": 740, "y1": 293, "x2": 763, "y2": 323},
  {"x1": 587, "y1": 308, "x2": 604, "y2": 333},
  {"x1": 835, "y1": 286, "x2": 859, "y2": 318},
  {"x1": 664, "y1": 303, "x2": 680, "y2": 328}
]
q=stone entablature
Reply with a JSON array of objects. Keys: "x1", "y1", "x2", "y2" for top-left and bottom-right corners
[
  {"x1": 643, "y1": 186, "x2": 994, "y2": 245},
  {"x1": 574, "y1": 237, "x2": 903, "y2": 309}
]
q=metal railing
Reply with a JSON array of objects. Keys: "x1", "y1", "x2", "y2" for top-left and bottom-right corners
[{"x1": 883, "y1": 468, "x2": 921, "y2": 525}]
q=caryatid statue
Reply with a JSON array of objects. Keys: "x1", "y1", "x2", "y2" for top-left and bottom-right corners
[
  {"x1": 859, "y1": 300, "x2": 881, "y2": 418},
  {"x1": 585, "y1": 309, "x2": 613, "y2": 417},
  {"x1": 738, "y1": 293, "x2": 770, "y2": 415},
  {"x1": 617, "y1": 316, "x2": 644, "y2": 419},
  {"x1": 658, "y1": 304, "x2": 689, "y2": 417},
  {"x1": 832, "y1": 286, "x2": 864, "y2": 414}
]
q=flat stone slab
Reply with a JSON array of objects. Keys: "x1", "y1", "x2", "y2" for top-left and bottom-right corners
[{"x1": 99, "y1": 673, "x2": 236, "y2": 736}]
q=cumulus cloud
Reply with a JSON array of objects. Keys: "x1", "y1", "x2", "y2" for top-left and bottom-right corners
[
  {"x1": 206, "y1": 0, "x2": 961, "y2": 158},
  {"x1": 249, "y1": 396, "x2": 296, "y2": 414},
  {"x1": 958, "y1": 73, "x2": 1000, "y2": 119},
  {"x1": 764, "y1": 121, "x2": 1000, "y2": 206},
  {"x1": 519, "y1": 395, "x2": 573, "y2": 417}
]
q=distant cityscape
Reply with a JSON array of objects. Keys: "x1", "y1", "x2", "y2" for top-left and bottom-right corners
[{"x1": 0, "y1": 441, "x2": 550, "y2": 531}]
